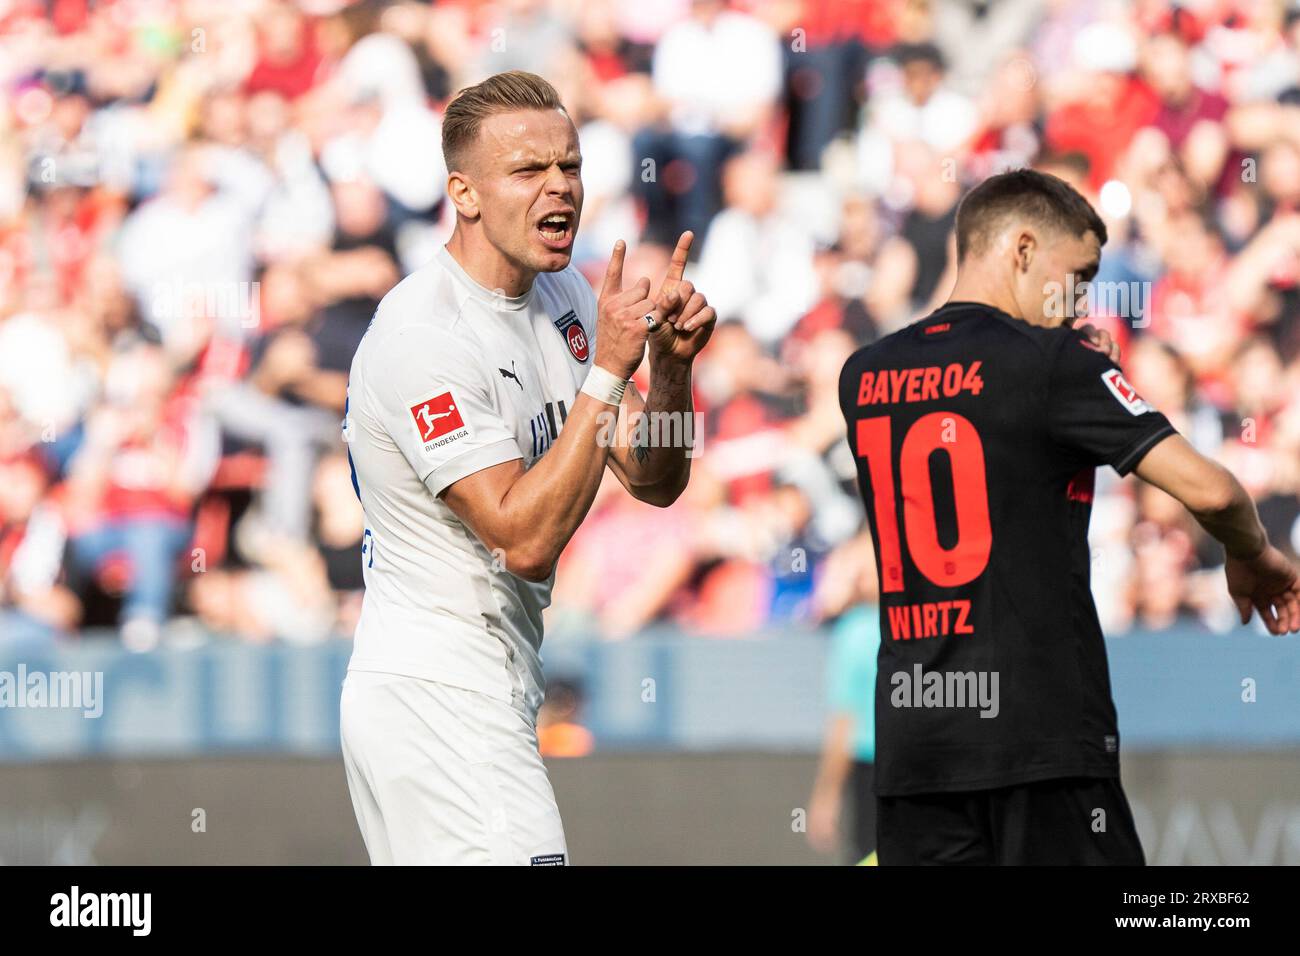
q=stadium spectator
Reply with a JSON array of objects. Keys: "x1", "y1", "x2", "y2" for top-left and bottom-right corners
[
  {"x1": 772, "y1": 0, "x2": 887, "y2": 172},
  {"x1": 1043, "y1": 20, "x2": 1160, "y2": 190},
  {"x1": 632, "y1": 0, "x2": 782, "y2": 245},
  {"x1": 856, "y1": 41, "x2": 978, "y2": 195},
  {"x1": 693, "y1": 149, "x2": 819, "y2": 344},
  {"x1": 538, "y1": 679, "x2": 596, "y2": 758},
  {"x1": 0, "y1": 449, "x2": 75, "y2": 644},
  {"x1": 64, "y1": 343, "x2": 218, "y2": 649}
]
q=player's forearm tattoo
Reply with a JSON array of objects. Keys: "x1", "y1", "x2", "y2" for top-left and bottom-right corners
[{"x1": 632, "y1": 357, "x2": 693, "y2": 478}]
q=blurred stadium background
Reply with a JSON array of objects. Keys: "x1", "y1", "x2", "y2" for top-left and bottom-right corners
[{"x1": 2, "y1": 0, "x2": 1300, "y2": 864}]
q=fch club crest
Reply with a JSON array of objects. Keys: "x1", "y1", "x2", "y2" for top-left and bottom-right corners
[{"x1": 552, "y1": 310, "x2": 589, "y2": 363}]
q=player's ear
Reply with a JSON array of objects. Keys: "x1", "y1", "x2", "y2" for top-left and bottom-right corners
[
  {"x1": 1014, "y1": 230, "x2": 1036, "y2": 273},
  {"x1": 447, "y1": 170, "x2": 481, "y2": 221}
]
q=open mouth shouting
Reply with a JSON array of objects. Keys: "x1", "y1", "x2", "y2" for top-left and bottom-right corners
[{"x1": 535, "y1": 209, "x2": 576, "y2": 251}]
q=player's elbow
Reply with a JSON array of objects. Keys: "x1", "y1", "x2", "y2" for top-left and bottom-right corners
[
  {"x1": 632, "y1": 472, "x2": 689, "y2": 508},
  {"x1": 505, "y1": 545, "x2": 558, "y2": 583},
  {"x1": 634, "y1": 486, "x2": 683, "y2": 508},
  {"x1": 1183, "y1": 464, "x2": 1240, "y2": 518},
  {"x1": 1138, "y1": 438, "x2": 1243, "y2": 517}
]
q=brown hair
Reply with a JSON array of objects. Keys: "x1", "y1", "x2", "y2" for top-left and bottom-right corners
[
  {"x1": 441, "y1": 71, "x2": 566, "y2": 173},
  {"x1": 955, "y1": 168, "x2": 1107, "y2": 261}
]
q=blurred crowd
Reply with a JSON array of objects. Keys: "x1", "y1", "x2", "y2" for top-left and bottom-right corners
[{"x1": 1, "y1": 0, "x2": 1299, "y2": 651}]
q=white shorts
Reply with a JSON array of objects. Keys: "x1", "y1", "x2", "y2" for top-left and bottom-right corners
[{"x1": 340, "y1": 670, "x2": 568, "y2": 865}]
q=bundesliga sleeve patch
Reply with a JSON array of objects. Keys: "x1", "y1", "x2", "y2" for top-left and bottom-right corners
[
  {"x1": 1100, "y1": 368, "x2": 1155, "y2": 416},
  {"x1": 409, "y1": 389, "x2": 472, "y2": 452}
]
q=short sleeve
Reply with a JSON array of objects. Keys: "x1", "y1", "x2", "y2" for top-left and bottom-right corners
[
  {"x1": 1047, "y1": 332, "x2": 1177, "y2": 476},
  {"x1": 367, "y1": 323, "x2": 522, "y2": 496}
]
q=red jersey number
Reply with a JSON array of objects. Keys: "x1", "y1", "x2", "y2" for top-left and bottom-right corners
[{"x1": 855, "y1": 412, "x2": 992, "y2": 593}]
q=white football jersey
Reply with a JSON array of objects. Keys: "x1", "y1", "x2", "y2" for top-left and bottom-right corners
[{"x1": 343, "y1": 246, "x2": 598, "y2": 715}]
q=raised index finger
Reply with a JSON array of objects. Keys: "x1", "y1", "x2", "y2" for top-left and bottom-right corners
[
  {"x1": 601, "y1": 240, "x2": 626, "y2": 299},
  {"x1": 666, "y1": 231, "x2": 694, "y2": 282}
]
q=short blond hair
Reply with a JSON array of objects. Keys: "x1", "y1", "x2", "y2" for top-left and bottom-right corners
[{"x1": 442, "y1": 71, "x2": 566, "y2": 173}]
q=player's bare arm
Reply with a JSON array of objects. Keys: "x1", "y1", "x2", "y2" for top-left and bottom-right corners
[
  {"x1": 1135, "y1": 433, "x2": 1300, "y2": 634},
  {"x1": 1069, "y1": 328, "x2": 1298, "y2": 632},
  {"x1": 441, "y1": 242, "x2": 666, "y2": 582},
  {"x1": 1072, "y1": 326, "x2": 1298, "y2": 632},
  {"x1": 606, "y1": 231, "x2": 716, "y2": 507}
]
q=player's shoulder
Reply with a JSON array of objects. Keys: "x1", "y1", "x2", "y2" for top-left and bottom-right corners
[
  {"x1": 1007, "y1": 317, "x2": 1097, "y2": 358},
  {"x1": 371, "y1": 256, "x2": 467, "y2": 335},
  {"x1": 352, "y1": 263, "x2": 480, "y2": 385},
  {"x1": 948, "y1": 302, "x2": 1079, "y2": 360},
  {"x1": 1041, "y1": 324, "x2": 1124, "y2": 382},
  {"x1": 975, "y1": 313, "x2": 1134, "y2": 413},
  {"x1": 912, "y1": 301, "x2": 1101, "y2": 367},
  {"x1": 356, "y1": 257, "x2": 483, "y2": 373},
  {"x1": 966, "y1": 309, "x2": 1122, "y2": 389}
]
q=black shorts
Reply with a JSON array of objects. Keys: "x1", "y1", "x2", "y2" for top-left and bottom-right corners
[{"x1": 876, "y1": 775, "x2": 1145, "y2": 866}]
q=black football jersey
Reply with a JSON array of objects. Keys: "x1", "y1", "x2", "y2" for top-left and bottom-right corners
[{"x1": 838, "y1": 301, "x2": 1177, "y2": 795}]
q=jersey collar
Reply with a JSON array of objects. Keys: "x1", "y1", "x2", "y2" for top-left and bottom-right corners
[{"x1": 437, "y1": 246, "x2": 534, "y2": 312}]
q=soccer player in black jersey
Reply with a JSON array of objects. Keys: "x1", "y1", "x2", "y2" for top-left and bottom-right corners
[{"x1": 839, "y1": 169, "x2": 1300, "y2": 865}]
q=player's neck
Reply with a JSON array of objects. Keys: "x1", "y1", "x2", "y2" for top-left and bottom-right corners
[
  {"x1": 947, "y1": 269, "x2": 1031, "y2": 325},
  {"x1": 445, "y1": 228, "x2": 537, "y2": 299}
]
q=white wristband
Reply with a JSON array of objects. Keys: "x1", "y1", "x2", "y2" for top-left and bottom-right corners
[{"x1": 580, "y1": 365, "x2": 628, "y2": 406}]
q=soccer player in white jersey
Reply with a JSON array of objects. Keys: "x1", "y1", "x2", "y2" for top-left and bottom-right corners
[{"x1": 339, "y1": 71, "x2": 716, "y2": 865}]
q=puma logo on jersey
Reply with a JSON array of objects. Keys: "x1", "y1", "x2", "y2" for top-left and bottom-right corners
[
  {"x1": 1100, "y1": 369, "x2": 1154, "y2": 416},
  {"x1": 409, "y1": 390, "x2": 470, "y2": 448},
  {"x1": 498, "y1": 361, "x2": 523, "y2": 390}
]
